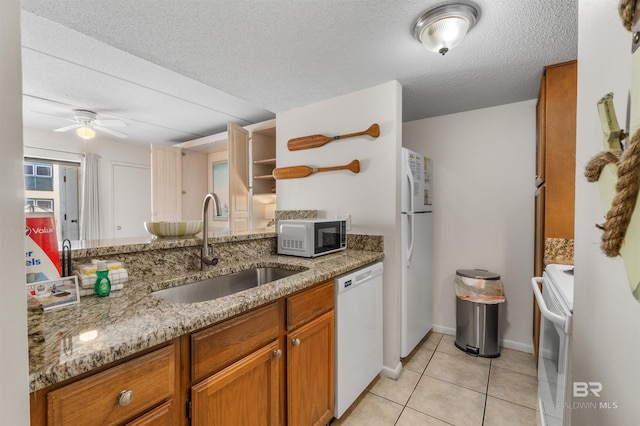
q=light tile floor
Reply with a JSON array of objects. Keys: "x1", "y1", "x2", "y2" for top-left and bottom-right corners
[{"x1": 332, "y1": 333, "x2": 540, "y2": 426}]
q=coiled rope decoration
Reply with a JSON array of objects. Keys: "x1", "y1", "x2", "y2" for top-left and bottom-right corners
[
  {"x1": 585, "y1": 128, "x2": 640, "y2": 257},
  {"x1": 620, "y1": 0, "x2": 637, "y2": 31}
]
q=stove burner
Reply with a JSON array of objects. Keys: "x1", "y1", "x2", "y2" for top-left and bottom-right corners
[{"x1": 564, "y1": 268, "x2": 574, "y2": 276}]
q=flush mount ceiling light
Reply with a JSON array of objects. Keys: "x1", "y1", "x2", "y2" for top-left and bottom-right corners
[{"x1": 413, "y1": 3, "x2": 479, "y2": 55}]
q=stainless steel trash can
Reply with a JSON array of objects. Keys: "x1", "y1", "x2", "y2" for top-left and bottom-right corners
[{"x1": 454, "y1": 269, "x2": 502, "y2": 358}]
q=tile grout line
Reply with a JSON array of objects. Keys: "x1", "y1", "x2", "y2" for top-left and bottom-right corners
[{"x1": 481, "y1": 359, "x2": 493, "y2": 425}]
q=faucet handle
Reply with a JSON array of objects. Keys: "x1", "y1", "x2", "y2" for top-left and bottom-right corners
[{"x1": 202, "y1": 256, "x2": 218, "y2": 267}]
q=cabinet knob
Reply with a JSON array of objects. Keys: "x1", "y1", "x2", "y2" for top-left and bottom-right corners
[
  {"x1": 118, "y1": 390, "x2": 135, "y2": 406},
  {"x1": 292, "y1": 338, "x2": 301, "y2": 347},
  {"x1": 273, "y1": 348, "x2": 282, "y2": 358}
]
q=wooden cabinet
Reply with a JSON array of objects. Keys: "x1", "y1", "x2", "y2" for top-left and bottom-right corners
[
  {"x1": 33, "y1": 343, "x2": 179, "y2": 426},
  {"x1": 191, "y1": 303, "x2": 280, "y2": 382},
  {"x1": 287, "y1": 312, "x2": 335, "y2": 426},
  {"x1": 189, "y1": 279, "x2": 335, "y2": 426},
  {"x1": 189, "y1": 303, "x2": 281, "y2": 424},
  {"x1": 535, "y1": 60, "x2": 577, "y2": 245},
  {"x1": 251, "y1": 126, "x2": 277, "y2": 196},
  {"x1": 286, "y1": 280, "x2": 335, "y2": 426},
  {"x1": 533, "y1": 60, "x2": 576, "y2": 365},
  {"x1": 31, "y1": 279, "x2": 336, "y2": 426},
  {"x1": 191, "y1": 341, "x2": 281, "y2": 425},
  {"x1": 151, "y1": 145, "x2": 183, "y2": 221}
]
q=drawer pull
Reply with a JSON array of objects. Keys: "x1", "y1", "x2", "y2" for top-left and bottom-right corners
[
  {"x1": 118, "y1": 390, "x2": 135, "y2": 406},
  {"x1": 292, "y1": 338, "x2": 301, "y2": 347},
  {"x1": 273, "y1": 348, "x2": 282, "y2": 358}
]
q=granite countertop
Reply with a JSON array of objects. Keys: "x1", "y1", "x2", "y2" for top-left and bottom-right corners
[{"x1": 28, "y1": 248, "x2": 383, "y2": 392}]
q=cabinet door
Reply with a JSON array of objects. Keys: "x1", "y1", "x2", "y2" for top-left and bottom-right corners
[
  {"x1": 535, "y1": 73, "x2": 546, "y2": 186},
  {"x1": 287, "y1": 310, "x2": 335, "y2": 426},
  {"x1": 543, "y1": 61, "x2": 576, "y2": 239},
  {"x1": 151, "y1": 144, "x2": 182, "y2": 221},
  {"x1": 228, "y1": 122, "x2": 250, "y2": 232},
  {"x1": 125, "y1": 401, "x2": 172, "y2": 426},
  {"x1": 191, "y1": 341, "x2": 280, "y2": 426}
]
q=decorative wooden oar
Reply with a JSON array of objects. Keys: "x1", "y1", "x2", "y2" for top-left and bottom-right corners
[
  {"x1": 287, "y1": 124, "x2": 380, "y2": 151},
  {"x1": 273, "y1": 160, "x2": 360, "y2": 179}
]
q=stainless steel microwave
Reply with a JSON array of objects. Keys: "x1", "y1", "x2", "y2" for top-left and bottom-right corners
[{"x1": 277, "y1": 219, "x2": 347, "y2": 257}]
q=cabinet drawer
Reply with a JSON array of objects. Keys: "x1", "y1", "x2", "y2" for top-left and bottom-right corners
[
  {"x1": 287, "y1": 280, "x2": 334, "y2": 331},
  {"x1": 47, "y1": 344, "x2": 175, "y2": 426},
  {"x1": 191, "y1": 302, "x2": 279, "y2": 382}
]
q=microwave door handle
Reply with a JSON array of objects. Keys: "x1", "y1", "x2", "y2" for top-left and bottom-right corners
[{"x1": 531, "y1": 277, "x2": 566, "y2": 328}]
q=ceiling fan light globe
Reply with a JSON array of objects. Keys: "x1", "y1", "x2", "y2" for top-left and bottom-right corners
[{"x1": 77, "y1": 126, "x2": 96, "y2": 139}]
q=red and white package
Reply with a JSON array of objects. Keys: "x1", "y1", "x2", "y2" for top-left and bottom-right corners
[{"x1": 25, "y1": 212, "x2": 62, "y2": 283}]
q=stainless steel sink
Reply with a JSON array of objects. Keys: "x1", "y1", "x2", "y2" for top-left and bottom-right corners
[{"x1": 151, "y1": 267, "x2": 304, "y2": 303}]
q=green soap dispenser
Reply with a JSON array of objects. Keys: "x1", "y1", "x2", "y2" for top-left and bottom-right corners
[{"x1": 94, "y1": 261, "x2": 111, "y2": 297}]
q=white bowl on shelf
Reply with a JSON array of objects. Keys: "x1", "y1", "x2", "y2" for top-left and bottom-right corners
[{"x1": 144, "y1": 221, "x2": 203, "y2": 237}]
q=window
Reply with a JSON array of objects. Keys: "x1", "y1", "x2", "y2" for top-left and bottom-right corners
[
  {"x1": 26, "y1": 198, "x2": 54, "y2": 210},
  {"x1": 212, "y1": 161, "x2": 229, "y2": 219},
  {"x1": 36, "y1": 164, "x2": 52, "y2": 177},
  {"x1": 24, "y1": 161, "x2": 53, "y2": 191},
  {"x1": 24, "y1": 158, "x2": 82, "y2": 241}
]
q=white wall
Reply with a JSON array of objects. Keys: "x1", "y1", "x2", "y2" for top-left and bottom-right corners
[
  {"x1": 23, "y1": 127, "x2": 151, "y2": 239},
  {"x1": 276, "y1": 81, "x2": 403, "y2": 372},
  {"x1": 573, "y1": 1, "x2": 639, "y2": 423},
  {"x1": 403, "y1": 100, "x2": 536, "y2": 351},
  {"x1": 0, "y1": 0, "x2": 30, "y2": 423}
]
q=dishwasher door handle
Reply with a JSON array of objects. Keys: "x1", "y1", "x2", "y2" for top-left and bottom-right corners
[{"x1": 354, "y1": 271, "x2": 373, "y2": 285}]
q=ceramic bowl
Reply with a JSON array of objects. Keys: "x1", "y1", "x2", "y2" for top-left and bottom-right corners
[{"x1": 144, "y1": 221, "x2": 203, "y2": 237}]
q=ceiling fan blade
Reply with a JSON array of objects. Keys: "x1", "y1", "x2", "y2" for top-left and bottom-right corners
[
  {"x1": 94, "y1": 125, "x2": 128, "y2": 138},
  {"x1": 94, "y1": 119, "x2": 126, "y2": 127},
  {"x1": 54, "y1": 124, "x2": 80, "y2": 132},
  {"x1": 32, "y1": 111, "x2": 77, "y2": 123}
]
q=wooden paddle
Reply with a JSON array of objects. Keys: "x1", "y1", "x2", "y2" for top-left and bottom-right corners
[
  {"x1": 287, "y1": 124, "x2": 380, "y2": 151},
  {"x1": 273, "y1": 160, "x2": 360, "y2": 179}
]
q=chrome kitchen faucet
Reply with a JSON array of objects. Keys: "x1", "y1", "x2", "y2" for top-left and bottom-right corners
[{"x1": 201, "y1": 193, "x2": 222, "y2": 270}]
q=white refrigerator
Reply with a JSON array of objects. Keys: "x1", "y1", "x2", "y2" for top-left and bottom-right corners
[{"x1": 400, "y1": 147, "x2": 433, "y2": 358}]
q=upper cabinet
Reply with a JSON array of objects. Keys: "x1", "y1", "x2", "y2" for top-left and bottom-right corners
[
  {"x1": 150, "y1": 145, "x2": 183, "y2": 221},
  {"x1": 535, "y1": 60, "x2": 577, "y2": 244},
  {"x1": 251, "y1": 126, "x2": 277, "y2": 196},
  {"x1": 152, "y1": 119, "x2": 276, "y2": 231}
]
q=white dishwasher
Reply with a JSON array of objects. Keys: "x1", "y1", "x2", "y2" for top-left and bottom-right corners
[{"x1": 334, "y1": 261, "x2": 383, "y2": 419}]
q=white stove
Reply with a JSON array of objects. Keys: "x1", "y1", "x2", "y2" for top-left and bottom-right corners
[
  {"x1": 533, "y1": 263, "x2": 575, "y2": 426},
  {"x1": 544, "y1": 264, "x2": 574, "y2": 312}
]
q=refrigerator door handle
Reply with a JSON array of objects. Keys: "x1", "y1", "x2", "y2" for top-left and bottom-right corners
[
  {"x1": 406, "y1": 213, "x2": 415, "y2": 267},
  {"x1": 406, "y1": 164, "x2": 415, "y2": 213}
]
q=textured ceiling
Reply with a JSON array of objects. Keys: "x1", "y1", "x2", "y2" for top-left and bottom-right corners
[{"x1": 20, "y1": 0, "x2": 577, "y2": 145}]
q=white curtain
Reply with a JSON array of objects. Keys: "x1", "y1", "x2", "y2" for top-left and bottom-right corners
[{"x1": 80, "y1": 153, "x2": 100, "y2": 240}]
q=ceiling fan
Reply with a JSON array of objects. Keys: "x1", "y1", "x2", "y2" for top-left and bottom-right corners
[{"x1": 53, "y1": 109, "x2": 128, "y2": 139}]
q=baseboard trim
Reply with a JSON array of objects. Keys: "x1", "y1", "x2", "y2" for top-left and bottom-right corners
[
  {"x1": 432, "y1": 324, "x2": 455, "y2": 336},
  {"x1": 380, "y1": 361, "x2": 402, "y2": 380},
  {"x1": 431, "y1": 324, "x2": 534, "y2": 354},
  {"x1": 500, "y1": 339, "x2": 534, "y2": 354}
]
